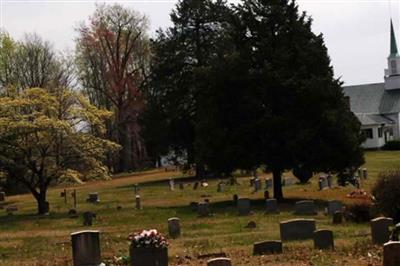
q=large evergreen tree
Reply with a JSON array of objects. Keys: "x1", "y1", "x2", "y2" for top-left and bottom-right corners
[{"x1": 197, "y1": 0, "x2": 364, "y2": 199}]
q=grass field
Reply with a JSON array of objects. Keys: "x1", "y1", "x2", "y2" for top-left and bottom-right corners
[{"x1": 0, "y1": 151, "x2": 400, "y2": 265}]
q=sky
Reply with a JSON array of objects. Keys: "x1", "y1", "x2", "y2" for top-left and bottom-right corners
[{"x1": 1, "y1": 0, "x2": 400, "y2": 86}]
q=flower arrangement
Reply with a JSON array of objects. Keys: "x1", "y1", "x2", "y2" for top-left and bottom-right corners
[{"x1": 128, "y1": 229, "x2": 169, "y2": 249}]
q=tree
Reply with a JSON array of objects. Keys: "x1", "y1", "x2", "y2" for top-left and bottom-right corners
[
  {"x1": 76, "y1": 4, "x2": 150, "y2": 172},
  {"x1": 196, "y1": 0, "x2": 364, "y2": 199},
  {"x1": 0, "y1": 31, "x2": 17, "y2": 89},
  {"x1": 0, "y1": 87, "x2": 119, "y2": 214},
  {"x1": 144, "y1": 0, "x2": 232, "y2": 175}
]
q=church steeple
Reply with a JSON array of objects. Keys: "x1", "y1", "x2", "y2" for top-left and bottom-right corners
[{"x1": 390, "y1": 19, "x2": 399, "y2": 57}]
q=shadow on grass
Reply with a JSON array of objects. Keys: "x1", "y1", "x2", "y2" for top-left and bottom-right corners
[{"x1": 0, "y1": 211, "x2": 77, "y2": 229}]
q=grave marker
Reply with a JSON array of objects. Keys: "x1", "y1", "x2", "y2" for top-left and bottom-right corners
[
  {"x1": 253, "y1": 240, "x2": 283, "y2": 255},
  {"x1": 207, "y1": 257, "x2": 232, "y2": 266},
  {"x1": 135, "y1": 195, "x2": 141, "y2": 210},
  {"x1": 280, "y1": 219, "x2": 316, "y2": 241},
  {"x1": 266, "y1": 199, "x2": 279, "y2": 214},
  {"x1": 313, "y1": 230, "x2": 334, "y2": 250},
  {"x1": 371, "y1": 217, "x2": 393, "y2": 244},
  {"x1": 71, "y1": 230, "x2": 101, "y2": 266},
  {"x1": 294, "y1": 200, "x2": 317, "y2": 215},
  {"x1": 197, "y1": 202, "x2": 210, "y2": 217},
  {"x1": 168, "y1": 217, "x2": 181, "y2": 238},
  {"x1": 237, "y1": 198, "x2": 251, "y2": 216},
  {"x1": 383, "y1": 241, "x2": 400, "y2": 266},
  {"x1": 327, "y1": 200, "x2": 343, "y2": 215}
]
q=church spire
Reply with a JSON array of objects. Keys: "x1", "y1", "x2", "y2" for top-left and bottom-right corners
[{"x1": 390, "y1": 19, "x2": 399, "y2": 57}]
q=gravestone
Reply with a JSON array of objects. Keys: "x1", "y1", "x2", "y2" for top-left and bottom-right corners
[
  {"x1": 327, "y1": 200, "x2": 343, "y2": 215},
  {"x1": 362, "y1": 168, "x2": 368, "y2": 179},
  {"x1": 264, "y1": 190, "x2": 270, "y2": 200},
  {"x1": 357, "y1": 168, "x2": 362, "y2": 178},
  {"x1": 168, "y1": 217, "x2": 181, "y2": 238},
  {"x1": 318, "y1": 176, "x2": 328, "y2": 190},
  {"x1": 207, "y1": 257, "x2": 232, "y2": 266},
  {"x1": 294, "y1": 200, "x2": 317, "y2": 215},
  {"x1": 68, "y1": 209, "x2": 78, "y2": 218},
  {"x1": 253, "y1": 240, "x2": 283, "y2": 255},
  {"x1": 0, "y1": 192, "x2": 5, "y2": 202},
  {"x1": 254, "y1": 178, "x2": 261, "y2": 192},
  {"x1": 249, "y1": 177, "x2": 255, "y2": 187},
  {"x1": 179, "y1": 182, "x2": 184, "y2": 190},
  {"x1": 280, "y1": 219, "x2": 316, "y2": 241},
  {"x1": 332, "y1": 211, "x2": 343, "y2": 224},
  {"x1": 135, "y1": 195, "x2": 141, "y2": 210},
  {"x1": 237, "y1": 198, "x2": 251, "y2": 216},
  {"x1": 383, "y1": 241, "x2": 400, "y2": 266},
  {"x1": 327, "y1": 174, "x2": 333, "y2": 188},
  {"x1": 245, "y1": 221, "x2": 257, "y2": 229},
  {"x1": 313, "y1": 230, "x2": 334, "y2": 250},
  {"x1": 71, "y1": 230, "x2": 101, "y2": 266},
  {"x1": 169, "y1": 179, "x2": 175, "y2": 191},
  {"x1": 198, "y1": 202, "x2": 210, "y2": 217},
  {"x1": 86, "y1": 193, "x2": 100, "y2": 204},
  {"x1": 190, "y1": 202, "x2": 198, "y2": 211},
  {"x1": 83, "y1": 212, "x2": 95, "y2": 226},
  {"x1": 266, "y1": 199, "x2": 279, "y2": 214},
  {"x1": 371, "y1": 217, "x2": 393, "y2": 244},
  {"x1": 233, "y1": 194, "x2": 238, "y2": 203},
  {"x1": 217, "y1": 182, "x2": 224, "y2": 192},
  {"x1": 193, "y1": 182, "x2": 199, "y2": 190}
]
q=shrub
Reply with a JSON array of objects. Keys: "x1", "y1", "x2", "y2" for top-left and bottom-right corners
[
  {"x1": 382, "y1": 140, "x2": 400, "y2": 150},
  {"x1": 372, "y1": 170, "x2": 400, "y2": 222},
  {"x1": 344, "y1": 201, "x2": 373, "y2": 223}
]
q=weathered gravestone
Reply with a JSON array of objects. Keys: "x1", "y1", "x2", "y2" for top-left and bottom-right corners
[
  {"x1": 332, "y1": 211, "x2": 343, "y2": 224},
  {"x1": 371, "y1": 217, "x2": 393, "y2": 244},
  {"x1": 327, "y1": 174, "x2": 333, "y2": 188},
  {"x1": 168, "y1": 217, "x2": 181, "y2": 238},
  {"x1": 207, "y1": 257, "x2": 232, "y2": 266},
  {"x1": 198, "y1": 202, "x2": 210, "y2": 217},
  {"x1": 135, "y1": 195, "x2": 141, "y2": 210},
  {"x1": 86, "y1": 193, "x2": 100, "y2": 204},
  {"x1": 254, "y1": 178, "x2": 261, "y2": 192},
  {"x1": 169, "y1": 179, "x2": 175, "y2": 191},
  {"x1": 253, "y1": 240, "x2": 283, "y2": 255},
  {"x1": 313, "y1": 230, "x2": 334, "y2": 250},
  {"x1": 280, "y1": 219, "x2": 316, "y2": 241},
  {"x1": 383, "y1": 241, "x2": 400, "y2": 266},
  {"x1": 71, "y1": 230, "x2": 101, "y2": 266},
  {"x1": 237, "y1": 198, "x2": 251, "y2": 216},
  {"x1": 266, "y1": 199, "x2": 279, "y2": 214},
  {"x1": 217, "y1": 182, "x2": 224, "y2": 192},
  {"x1": 83, "y1": 212, "x2": 95, "y2": 226},
  {"x1": 0, "y1": 192, "x2": 5, "y2": 202},
  {"x1": 318, "y1": 176, "x2": 328, "y2": 190},
  {"x1": 294, "y1": 200, "x2": 317, "y2": 215},
  {"x1": 327, "y1": 200, "x2": 343, "y2": 215},
  {"x1": 245, "y1": 221, "x2": 257, "y2": 229}
]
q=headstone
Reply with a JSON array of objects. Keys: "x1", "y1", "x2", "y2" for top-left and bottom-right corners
[
  {"x1": 68, "y1": 209, "x2": 78, "y2": 218},
  {"x1": 327, "y1": 200, "x2": 343, "y2": 215},
  {"x1": 280, "y1": 219, "x2": 316, "y2": 241},
  {"x1": 6, "y1": 205, "x2": 18, "y2": 215},
  {"x1": 197, "y1": 202, "x2": 210, "y2": 217},
  {"x1": 383, "y1": 241, "x2": 400, "y2": 266},
  {"x1": 169, "y1": 179, "x2": 175, "y2": 191},
  {"x1": 190, "y1": 202, "x2": 198, "y2": 211},
  {"x1": 179, "y1": 182, "x2": 184, "y2": 190},
  {"x1": 371, "y1": 217, "x2": 393, "y2": 244},
  {"x1": 253, "y1": 240, "x2": 283, "y2": 255},
  {"x1": 362, "y1": 168, "x2": 368, "y2": 179},
  {"x1": 245, "y1": 221, "x2": 257, "y2": 229},
  {"x1": 83, "y1": 211, "x2": 94, "y2": 226},
  {"x1": 168, "y1": 217, "x2": 181, "y2": 238},
  {"x1": 193, "y1": 182, "x2": 199, "y2": 190},
  {"x1": 0, "y1": 192, "x2": 5, "y2": 202},
  {"x1": 318, "y1": 176, "x2": 328, "y2": 190},
  {"x1": 233, "y1": 194, "x2": 238, "y2": 203},
  {"x1": 217, "y1": 182, "x2": 224, "y2": 192},
  {"x1": 254, "y1": 178, "x2": 261, "y2": 192},
  {"x1": 264, "y1": 190, "x2": 270, "y2": 200},
  {"x1": 249, "y1": 177, "x2": 255, "y2": 187},
  {"x1": 86, "y1": 192, "x2": 100, "y2": 204},
  {"x1": 266, "y1": 199, "x2": 279, "y2": 214},
  {"x1": 313, "y1": 230, "x2": 334, "y2": 250},
  {"x1": 207, "y1": 257, "x2": 232, "y2": 266},
  {"x1": 332, "y1": 211, "x2": 343, "y2": 224},
  {"x1": 71, "y1": 230, "x2": 101, "y2": 266},
  {"x1": 327, "y1": 174, "x2": 333, "y2": 188},
  {"x1": 135, "y1": 195, "x2": 141, "y2": 210},
  {"x1": 294, "y1": 200, "x2": 317, "y2": 215},
  {"x1": 237, "y1": 198, "x2": 251, "y2": 216}
]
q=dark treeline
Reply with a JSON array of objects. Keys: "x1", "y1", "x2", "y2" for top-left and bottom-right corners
[{"x1": 0, "y1": 0, "x2": 365, "y2": 200}]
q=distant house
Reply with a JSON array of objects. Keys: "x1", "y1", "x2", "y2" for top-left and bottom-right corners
[{"x1": 344, "y1": 20, "x2": 400, "y2": 149}]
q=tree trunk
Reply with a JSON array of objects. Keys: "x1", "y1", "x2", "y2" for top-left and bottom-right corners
[
  {"x1": 272, "y1": 169, "x2": 283, "y2": 200},
  {"x1": 37, "y1": 191, "x2": 49, "y2": 215}
]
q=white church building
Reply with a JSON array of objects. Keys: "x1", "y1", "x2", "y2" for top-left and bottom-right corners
[{"x1": 344, "y1": 21, "x2": 400, "y2": 149}]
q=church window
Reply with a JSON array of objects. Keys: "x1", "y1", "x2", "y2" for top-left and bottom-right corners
[
  {"x1": 362, "y1": 128, "x2": 373, "y2": 139},
  {"x1": 378, "y1": 127, "x2": 383, "y2": 138},
  {"x1": 391, "y1": 60, "x2": 397, "y2": 74}
]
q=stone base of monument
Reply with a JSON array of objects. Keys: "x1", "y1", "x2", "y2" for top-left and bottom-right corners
[{"x1": 129, "y1": 246, "x2": 168, "y2": 266}]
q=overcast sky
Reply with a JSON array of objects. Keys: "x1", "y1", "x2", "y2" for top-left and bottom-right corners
[{"x1": 1, "y1": 0, "x2": 400, "y2": 86}]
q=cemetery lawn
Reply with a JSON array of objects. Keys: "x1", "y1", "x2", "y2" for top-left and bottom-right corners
[{"x1": 0, "y1": 151, "x2": 399, "y2": 266}]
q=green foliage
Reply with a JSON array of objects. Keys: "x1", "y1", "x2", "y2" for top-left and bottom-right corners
[
  {"x1": 382, "y1": 140, "x2": 400, "y2": 150},
  {"x1": 372, "y1": 170, "x2": 400, "y2": 222},
  {"x1": 0, "y1": 87, "x2": 120, "y2": 213}
]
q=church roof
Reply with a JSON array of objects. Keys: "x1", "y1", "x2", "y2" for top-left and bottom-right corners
[
  {"x1": 391, "y1": 19, "x2": 399, "y2": 57},
  {"x1": 355, "y1": 113, "x2": 395, "y2": 126},
  {"x1": 343, "y1": 82, "x2": 400, "y2": 114}
]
